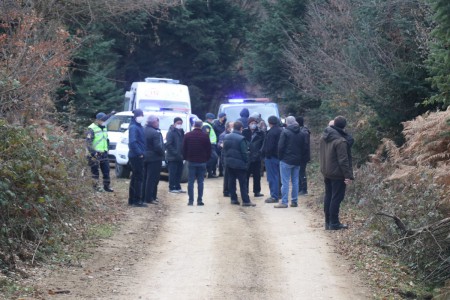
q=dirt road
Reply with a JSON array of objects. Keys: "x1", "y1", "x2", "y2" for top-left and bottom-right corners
[{"x1": 38, "y1": 177, "x2": 369, "y2": 299}]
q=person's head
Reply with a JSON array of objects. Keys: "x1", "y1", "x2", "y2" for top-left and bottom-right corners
[
  {"x1": 147, "y1": 115, "x2": 159, "y2": 128},
  {"x1": 133, "y1": 109, "x2": 144, "y2": 124},
  {"x1": 233, "y1": 121, "x2": 243, "y2": 132},
  {"x1": 205, "y1": 113, "x2": 215, "y2": 122},
  {"x1": 249, "y1": 112, "x2": 261, "y2": 121},
  {"x1": 194, "y1": 119, "x2": 203, "y2": 128},
  {"x1": 248, "y1": 117, "x2": 258, "y2": 130},
  {"x1": 268, "y1": 115, "x2": 279, "y2": 128},
  {"x1": 240, "y1": 108, "x2": 249, "y2": 118},
  {"x1": 328, "y1": 120, "x2": 334, "y2": 126},
  {"x1": 95, "y1": 112, "x2": 107, "y2": 125},
  {"x1": 296, "y1": 116, "x2": 304, "y2": 127},
  {"x1": 285, "y1": 116, "x2": 298, "y2": 126},
  {"x1": 333, "y1": 116, "x2": 347, "y2": 129},
  {"x1": 218, "y1": 112, "x2": 226, "y2": 123},
  {"x1": 173, "y1": 117, "x2": 183, "y2": 130},
  {"x1": 225, "y1": 121, "x2": 234, "y2": 133}
]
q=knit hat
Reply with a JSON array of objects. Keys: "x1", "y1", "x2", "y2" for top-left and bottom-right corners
[
  {"x1": 174, "y1": 117, "x2": 183, "y2": 123},
  {"x1": 218, "y1": 112, "x2": 226, "y2": 118},
  {"x1": 268, "y1": 116, "x2": 279, "y2": 125},
  {"x1": 205, "y1": 113, "x2": 215, "y2": 120},
  {"x1": 96, "y1": 112, "x2": 106, "y2": 120},
  {"x1": 248, "y1": 117, "x2": 257, "y2": 125},
  {"x1": 133, "y1": 109, "x2": 144, "y2": 118},
  {"x1": 334, "y1": 116, "x2": 347, "y2": 129}
]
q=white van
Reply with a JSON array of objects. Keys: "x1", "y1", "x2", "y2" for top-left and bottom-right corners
[{"x1": 114, "y1": 110, "x2": 197, "y2": 181}]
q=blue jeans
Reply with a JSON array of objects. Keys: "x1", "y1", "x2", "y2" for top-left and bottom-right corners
[
  {"x1": 280, "y1": 161, "x2": 300, "y2": 205},
  {"x1": 187, "y1": 162, "x2": 206, "y2": 203},
  {"x1": 265, "y1": 158, "x2": 280, "y2": 199}
]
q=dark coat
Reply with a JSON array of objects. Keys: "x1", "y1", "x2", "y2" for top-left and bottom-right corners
[
  {"x1": 223, "y1": 130, "x2": 249, "y2": 170},
  {"x1": 262, "y1": 124, "x2": 283, "y2": 159},
  {"x1": 165, "y1": 125, "x2": 184, "y2": 161},
  {"x1": 300, "y1": 126, "x2": 311, "y2": 163},
  {"x1": 144, "y1": 125, "x2": 165, "y2": 162},
  {"x1": 183, "y1": 128, "x2": 211, "y2": 163},
  {"x1": 243, "y1": 127, "x2": 265, "y2": 162},
  {"x1": 278, "y1": 124, "x2": 307, "y2": 166},
  {"x1": 128, "y1": 118, "x2": 145, "y2": 158},
  {"x1": 319, "y1": 126, "x2": 354, "y2": 180},
  {"x1": 212, "y1": 119, "x2": 226, "y2": 138}
]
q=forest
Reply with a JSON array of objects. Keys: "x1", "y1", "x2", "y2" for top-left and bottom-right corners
[{"x1": 0, "y1": 0, "x2": 449, "y2": 298}]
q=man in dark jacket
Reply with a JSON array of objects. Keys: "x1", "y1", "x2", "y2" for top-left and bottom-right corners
[
  {"x1": 223, "y1": 121, "x2": 256, "y2": 207},
  {"x1": 296, "y1": 116, "x2": 311, "y2": 195},
  {"x1": 166, "y1": 117, "x2": 185, "y2": 193},
  {"x1": 262, "y1": 116, "x2": 283, "y2": 203},
  {"x1": 143, "y1": 115, "x2": 165, "y2": 204},
  {"x1": 128, "y1": 109, "x2": 147, "y2": 207},
  {"x1": 275, "y1": 116, "x2": 307, "y2": 208},
  {"x1": 243, "y1": 116, "x2": 265, "y2": 197},
  {"x1": 218, "y1": 121, "x2": 234, "y2": 197},
  {"x1": 319, "y1": 116, "x2": 354, "y2": 230},
  {"x1": 236, "y1": 108, "x2": 250, "y2": 129},
  {"x1": 213, "y1": 112, "x2": 227, "y2": 176},
  {"x1": 183, "y1": 119, "x2": 211, "y2": 206}
]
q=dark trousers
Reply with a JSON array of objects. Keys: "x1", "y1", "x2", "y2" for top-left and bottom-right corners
[
  {"x1": 187, "y1": 162, "x2": 206, "y2": 204},
  {"x1": 247, "y1": 160, "x2": 262, "y2": 195},
  {"x1": 228, "y1": 167, "x2": 250, "y2": 204},
  {"x1": 217, "y1": 148, "x2": 224, "y2": 176},
  {"x1": 223, "y1": 164, "x2": 229, "y2": 194},
  {"x1": 88, "y1": 151, "x2": 110, "y2": 187},
  {"x1": 206, "y1": 145, "x2": 218, "y2": 176},
  {"x1": 168, "y1": 160, "x2": 183, "y2": 191},
  {"x1": 324, "y1": 178, "x2": 347, "y2": 225},
  {"x1": 299, "y1": 162, "x2": 308, "y2": 193},
  {"x1": 129, "y1": 156, "x2": 144, "y2": 205},
  {"x1": 143, "y1": 161, "x2": 162, "y2": 203}
]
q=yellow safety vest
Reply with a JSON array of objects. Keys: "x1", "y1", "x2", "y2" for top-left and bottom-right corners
[
  {"x1": 88, "y1": 123, "x2": 108, "y2": 152},
  {"x1": 203, "y1": 122, "x2": 217, "y2": 144}
]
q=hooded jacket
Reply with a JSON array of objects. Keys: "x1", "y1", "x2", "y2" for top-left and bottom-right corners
[
  {"x1": 237, "y1": 108, "x2": 250, "y2": 128},
  {"x1": 319, "y1": 126, "x2": 354, "y2": 180},
  {"x1": 278, "y1": 124, "x2": 307, "y2": 165},
  {"x1": 165, "y1": 125, "x2": 184, "y2": 161},
  {"x1": 128, "y1": 118, "x2": 145, "y2": 158},
  {"x1": 262, "y1": 124, "x2": 283, "y2": 159}
]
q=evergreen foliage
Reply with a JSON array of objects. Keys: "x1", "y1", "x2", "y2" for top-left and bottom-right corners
[{"x1": 426, "y1": 0, "x2": 450, "y2": 108}]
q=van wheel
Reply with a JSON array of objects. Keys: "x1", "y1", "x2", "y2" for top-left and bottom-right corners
[
  {"x1": 115, "y1": 162, "x2": 131, "y2": 178},
  {"x1": 180, "y1": 162, "x2": 189, "y2": 183}
]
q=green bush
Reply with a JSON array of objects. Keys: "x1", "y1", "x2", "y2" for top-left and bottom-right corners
[{"x1": 0, "y1": 119, "x2": 92, "y2": 272}]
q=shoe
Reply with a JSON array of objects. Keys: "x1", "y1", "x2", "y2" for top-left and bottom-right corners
[
  {"x1": 274, "y1": 203, "x2": 288, "y2": 208},
  {"x1": 133, "y1": 202, "x2": 148, "y2": 207},
  {"x1": 147, "y1": 201, "x2": 159, "y2": 205},
  {"x1": 223, "y1": 192, "x2": 230, "y2": 197},
  {"x1": 299, "y1": 191, "x2": 308, "y2": 196},
  {"x1": 254, "y1": 193, "x2": 264, "y2": 197},
  {"x1": 242, "y1": 202, "x2": 256, "y2": 207},
  {"x1": 208, "y1": 173, "x2": 218, "y2": 178},
  {"x1": 104, "y1": 186, "x2": 114, "y2": 192},
  {"x1": 177, "y1": 189, "x2": 187, "y2": 193},
  {"x1": 290, "y1": 202, "x2": 298, "y2": 207},
  {"x1": 197, "y1": 202, "x2": 204, "y2": 206},
  {"x1": 265, "y1": 197, "x2": 278, "y2": 203},
  {"x1": 329, "y1": 223, "x2": 348, "y2": 230},
  {"x1": 230, "y1": 201, "x2": 240, "y2": 205},
  {"x1": 187, "y1": 202, "x2": 193, "y2": 206},
  {"x1": 169, "y1": 190, "x2": 180, "y2": 194}
]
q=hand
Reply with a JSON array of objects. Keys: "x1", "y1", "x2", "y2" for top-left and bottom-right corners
[{"x1": 344, "y1": 178, "x2": 353, "y2": 185}]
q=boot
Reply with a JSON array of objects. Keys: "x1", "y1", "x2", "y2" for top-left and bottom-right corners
[{"x1": 104, "y1": 185, "x2": 114, "y2": 192}]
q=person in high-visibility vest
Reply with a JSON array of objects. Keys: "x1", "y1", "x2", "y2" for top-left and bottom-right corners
[
  {"x1": 202, "y1": 112, "x2": 218, "y2": 178},
  {"x1": 86, "y1": 112, "x2": 114, "y2": 192}
]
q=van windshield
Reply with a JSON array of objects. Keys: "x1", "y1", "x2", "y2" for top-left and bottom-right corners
[
  {"x1": 220, "y1": 104, "x2": 279, "y2": 124},
  {"x1": 106, "y1": 115, "x2": 132, "y2": 132}
]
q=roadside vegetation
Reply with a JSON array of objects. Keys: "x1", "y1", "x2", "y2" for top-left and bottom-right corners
[{"x1": 0, "y1": 0, "x2": 449, "y2": 299}]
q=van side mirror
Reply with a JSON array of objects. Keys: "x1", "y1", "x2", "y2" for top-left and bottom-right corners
[{"x1": 120, "y1": 123, "x2": 129, "y2": 132}]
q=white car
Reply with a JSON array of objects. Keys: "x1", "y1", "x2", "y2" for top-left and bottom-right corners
[
  {"x1": 104, "y1": 111, "x2": 133, "y2": 163},
  {"x1": 114, "y1": 110, "x2": 197, "y2": 181}
]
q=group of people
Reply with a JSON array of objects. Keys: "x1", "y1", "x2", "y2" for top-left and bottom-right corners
[{"x1": 86, "y1": 108, "x2": 354, "y2": 230}]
